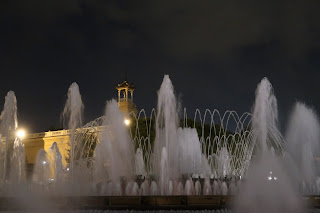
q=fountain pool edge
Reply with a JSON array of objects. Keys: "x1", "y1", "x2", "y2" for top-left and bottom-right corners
[{"x1": 0, "y1": 195, "x2": 319, "y2": 210}]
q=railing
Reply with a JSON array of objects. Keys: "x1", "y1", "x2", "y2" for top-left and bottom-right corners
[
  {"x1": 119, "y1": 98, "x2": 133, "y2": 103},
  {"x1": 27, "y1": 133, "x2": 45, "y2": 139},
  {"x1": 44, "y1": 129, "x2": 70, "y2": 137},
  {"x1": 18, "y1": 127, "x2": 103, "y2": 140},
  {"x1": 1, "y1": 129, "x2": 88, "y2": 141}
]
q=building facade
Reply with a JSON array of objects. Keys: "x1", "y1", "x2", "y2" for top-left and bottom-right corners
[
  {"x1": 19, "y1": 79, "x2": 138, "y2": 170},
  {"x1": 23, "y1": 130, "x2": 70, "y2": 168},
  {"x1": 116, "y1": 80, "x2": 138, "y2": 115}
]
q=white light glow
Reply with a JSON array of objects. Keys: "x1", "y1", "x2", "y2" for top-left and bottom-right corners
[
  {"x1": 267, "y1": 171, "x2": 277, "y2": 181},
  {"x1": 124, "y1": 119, "x2": 130, "y2": 126},
  {"x1": 16, "y1": 129, "x2": 25, "y2": 139},
  {"x1": 42, "y1": 161, "x2": 47, "y2": 165}
]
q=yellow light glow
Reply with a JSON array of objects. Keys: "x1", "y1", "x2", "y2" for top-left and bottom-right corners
[
  {"x1": 124, "y1": 119, "x2": 130, "y2": 126},
  {"x1": 17, "y1": 129, "x2": 25, "y2": 139}
]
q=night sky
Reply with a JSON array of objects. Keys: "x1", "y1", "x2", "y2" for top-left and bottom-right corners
[{"x1": 0, "y1": 0, "x2": 319, "y2": 133}]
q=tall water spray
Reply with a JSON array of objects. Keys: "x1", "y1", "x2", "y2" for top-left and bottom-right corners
[
  {"x1": 251, "y1": 77, "x2": 278, "y2": 151},
  {"x1": 33, "y1": 149, "x2": 49, "y2": 184},
  {"x1": 9, "y1": 138, "x2": 26, "y2": 183},
  {"x1": 217, "y1": 147, "x2": 231, "y2": 178},
  {"x1": 94, "y1": 100, "x2": 134, "y2": 184},
  {"x1": 153, "y1": 75, "x2": 179, "y2": 194},
  {"x1": 0, "y1": 91, "x2": 18, "y2": 181},
  {"x1": 135, "y1": 148, "x2": 146, "y2": 176},
  {"x1": 285, "y1": 102, "x2": 320, "y2": 184},
  {"x1": 235, "y1": 78, "x2": 304, "y2": 213},
  {"x1": 62, "y1": 82, "x2": 83, "y2": 179},
  {"x1": 47, "y1": 142, "x2": 63, "y2": 182},
  {"x1": 177, "y1": 127, "x2": 202, "y2": 175}
]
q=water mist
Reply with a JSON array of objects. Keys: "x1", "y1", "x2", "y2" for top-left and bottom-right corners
[
  {"x1": 47, "y1": 142, "x2": 63, "y2": 182},
  {"x1": 153, "y1": 75, "x2": 179, "y2": 194},
  {"x1": 285, "y1": 102, "x2": 320, "y2": 190},
  {"x1": 94, "y1": 100, "x2": 134, "y2": 189},
  {"x1": 62, "y1": 82, "x2": 83, "y2": 179},
  {"x1": 235, "y1": 78, "x2": 304, "y2": 213},
  {"x1": 0, "y1": 91, "x2": 18, "y2": 181}
]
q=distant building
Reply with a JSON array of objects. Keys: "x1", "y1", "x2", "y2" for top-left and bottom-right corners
[
  {"x1": 7, "y1": 79, "x2": 138, "y2": 176},
  {"x1": 116, "y1": 80, "x2": 138, "y2": 115}
]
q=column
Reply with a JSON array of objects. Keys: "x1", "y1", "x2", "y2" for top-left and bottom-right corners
[{"x1": 125, "y1": 89, "x2": 128, "y2": 101}]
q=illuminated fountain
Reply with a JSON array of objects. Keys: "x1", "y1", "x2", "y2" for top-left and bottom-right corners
[
  {"x1": 0, "y1": 74, "x2": 320, "y2": 212},
  {"x1": 153, "y1": 75, "x2": 180, "y2": 194},
  {"x1": 0, "y1": 91, "x2": 19, "y2": 181},
  {"x1": 55, "y1": 75, "x2": 254, "y2": 196},
  {"x1": 62, "y1": 82, "x2": 84, "y2": 181},
  {"x1": 61, "y1": 75, "x2": 256, "y2": 196},
  {"x1": 33, "y1": 149, "x2": 50, "y2": 185},
  {"x1": 235, "y1": 78, "x2": 304, "y2": 213},
  {"x1": 93, "y1": 99, "x2": 135, "y2": 195},
  {"x1": 285, "y1": 102, "x2": 320, "y2": 194}
]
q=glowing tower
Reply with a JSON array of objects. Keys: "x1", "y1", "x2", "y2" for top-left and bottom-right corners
[{"x1": 116, "y1": 80, "x2": 137, "y2": 115}]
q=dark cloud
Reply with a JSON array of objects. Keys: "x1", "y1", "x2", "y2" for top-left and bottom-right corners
[
  {"x1": 2, "y1": 0, "x2": 319, "y2": 60},
  {"x1": 101, "y1": 0, "x2": 320, "y2": 60},
  {"x1": 0, "y1": 0, "x2": 319, "y2": 132},
  {"x1": 2, "y1": 0, "x2": 81, "y2": 21}
]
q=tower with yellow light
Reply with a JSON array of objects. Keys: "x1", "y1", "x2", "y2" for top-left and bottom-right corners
[{"x1": 116, "y1": 80, "x2": 138, "y2": 115}]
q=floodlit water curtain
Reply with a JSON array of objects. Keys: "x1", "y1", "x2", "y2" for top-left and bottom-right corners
[{"x1": 0, "y1": 73, "x2": 319, "y2": 212}]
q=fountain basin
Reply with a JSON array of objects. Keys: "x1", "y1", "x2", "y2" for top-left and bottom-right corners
[
  {"x1": 0, "y1": 196, "x2": 319, "y2": 211},
  {"x1": 0, "y1": 196, "x2": 230, "y2": 211}
]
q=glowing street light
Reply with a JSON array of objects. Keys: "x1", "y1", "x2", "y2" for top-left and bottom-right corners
[
  {"x1": 42, "y1": 161, "x2": 47, "y2": 165},
  {"x1": 16, "y1": 129, "x2": 25, "y2": 139},
  {"x1": 124, "y1": 118, "x2": 131, "y2": 126}
]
